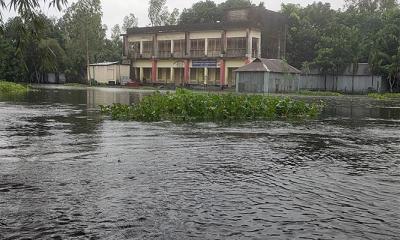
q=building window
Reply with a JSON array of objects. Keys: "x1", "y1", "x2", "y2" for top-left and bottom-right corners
[
  {"x1": 190, "y1": 39, "x2": 205, "y2": 57},
  {"x1": 158, "y1": 40, "x2": 171, "y2": 58},
  {"x1": 207, "y1": 38, "x2": 221, "y2": 57},
  {"x1": 158, "y1": 68, "x2": 171, "y2": 82},
  {"x1": 207, "y1": 68, "x2": 220, "y2": 85},
  {"x1": 173, "y1": 39, "x2": 185, "y2": 58},
  {"x1": 129, "y1": 42, "x2": 140, "y2": 58},
  {"x1": 190, "y1": 68, "x2": 204, "y2": 84},
  {"x1": 227, "y1": 37, "x2": 247, "y2": 57},
  {"x1": 252, "y1": 38, "x2": 259, "y2": 58},
  {"x1": 142, "y1": 68, "x2": 152, "y2": 82},
  {"x1": 173, "y1": 68, "x2": 184, "y2": 84},
  {"x1": 142, "y1": 41, "x2": 153, "y2": 58}
]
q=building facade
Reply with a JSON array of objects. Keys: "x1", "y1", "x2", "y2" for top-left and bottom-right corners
[{"x1": 122, "y1": 21, "x2": 262, "y2": 87}]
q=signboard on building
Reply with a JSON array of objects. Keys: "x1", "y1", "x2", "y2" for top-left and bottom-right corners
[{"x1": 192, "y1": 60, "x2": 218, "y2": 68}]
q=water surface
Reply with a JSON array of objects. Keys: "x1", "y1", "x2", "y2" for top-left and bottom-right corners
[{"x1": 0, "y1": 87, "x2": 399, "y2": 239}]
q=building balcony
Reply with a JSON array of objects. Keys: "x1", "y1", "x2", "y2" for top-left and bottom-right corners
[
  {"x1": 190, "y1": 50, "x2": 206, "y2": 58},
  {"x1": 207, "y1": 50, "x2": 221, "y2": 58},
  {"x1": 159, "y1": 51, "x2": 172, "y2": 58},
  {"x1": 225, "y1": 49, "x2": 247, "y2": 57},
  {"x1": 173, "y1": 51, "x2": 185, "y2": 58}
]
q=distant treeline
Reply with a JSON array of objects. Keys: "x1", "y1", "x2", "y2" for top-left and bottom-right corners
[{"x1": 1, "y1": 0, "x2": 400, "y2": 91}]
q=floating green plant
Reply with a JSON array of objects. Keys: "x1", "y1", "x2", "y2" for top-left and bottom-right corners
[
  {"x1": 0, "y1": 80, "x2": 29, "y2": 96},
  {"x1": 100, "y1": 89, "x2": 323, "y2": 122},
  {"x1": 297, "y1": 90, "x2": 342, "y2": 96},
  {"x1": 368, "y1": 93, "x2": 400, "y2": 100}
]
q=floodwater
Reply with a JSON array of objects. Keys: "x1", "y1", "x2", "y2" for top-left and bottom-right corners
[{"x1": 0, "y1": 86, "x2": 399, "y2": 240}]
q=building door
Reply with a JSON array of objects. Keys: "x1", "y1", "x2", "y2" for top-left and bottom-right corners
[
  {"x1": 107, "y1": 68, "x2": 115, "y2": 83},
  {"x1": 174, "y1": 68, "x2": 184, "y2": 85},
  {"x1": 142, "y1": 68, "x2": 151, "y2": 83}
]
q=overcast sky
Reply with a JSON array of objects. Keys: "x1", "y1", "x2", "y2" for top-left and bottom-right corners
[{"x1": 2, "y1": 0, "x2": 346, "y2": 36}]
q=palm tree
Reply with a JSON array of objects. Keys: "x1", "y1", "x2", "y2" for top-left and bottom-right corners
[{"x1": 0, "y1": 0, "x2": 67, "y2": 21}]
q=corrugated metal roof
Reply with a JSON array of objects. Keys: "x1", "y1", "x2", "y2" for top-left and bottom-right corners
[
  {"x1": 89, "y1": 62, "x2": 126, "y2": 66},
  {"x1": 89, "y1": 62, "x2": 119, "y2": 66},
  {"x1": 235, "y1": 58, "x2": 301, "y2": 74}
]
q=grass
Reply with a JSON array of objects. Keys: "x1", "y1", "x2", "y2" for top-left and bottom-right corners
[
  {"x1": 297, "y1": 90, "x2": 342, "y2": 96},
  {"x1": 0, "y1": 80, "x2": 29, "y2": 96},
  {"x1": 368, "y1": 93, "x2": 400, "y2": 100},
  {"x1": 100, "y1": 88, "x2": 324, "y2": 122}
]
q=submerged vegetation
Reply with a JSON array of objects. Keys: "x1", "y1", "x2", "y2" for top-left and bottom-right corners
[
  {"x1": 368, "y1": 93, "x2": 400, "y2": 100},
  {"x1": 100, "y1": 89, "x2": 323, "y2": 122},
  {"x1": 0, "y1": 81, "x2": 29, "y2": 96}
]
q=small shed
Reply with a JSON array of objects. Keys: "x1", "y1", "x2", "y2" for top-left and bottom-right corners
[
  {"x1": 88, "y1": 62, "x2": 130, "y2": 85},
  {"x1": 235, "y1": 58, "x2": 301, "y2": 93}
]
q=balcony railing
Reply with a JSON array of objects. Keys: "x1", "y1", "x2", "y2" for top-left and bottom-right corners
[
  {"x1": 141, "y1": 52, "x2": 152, "y2": 58},
  {"x1": 158, "y1": 51, "x2": 172, "y2": 58},
  {"x1": 190, "y1": 50, "x2": 206, "y2": 58},
  {"x1": 226, "y1": 49, "x2": 247, "y2": 57},
  {"x1": 207, "y1": 50, "x2": 221, "y2": 57},
  {"x1": 173, "y1": 51, "x2": 185, "y2": 58}
]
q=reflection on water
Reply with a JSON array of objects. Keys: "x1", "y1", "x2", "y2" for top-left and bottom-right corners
[{"x1": 0, "y1": 86, "x2": 399, "y2": 239}]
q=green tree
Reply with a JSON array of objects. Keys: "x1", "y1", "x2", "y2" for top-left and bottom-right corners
[
  {"x1": 122, "y1": 13, "x2": 138, "y2": 32},
  {"x1": 179, "y1": 0, "x2": 220, "y2": 24},
  {"x1": 62, "y1": 0, "x2": 105, "y2": 81}
]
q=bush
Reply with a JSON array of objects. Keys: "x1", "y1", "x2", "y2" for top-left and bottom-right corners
[
  {"x1": 0, "y1": 80, "x2": 29, "y2": 96},
  {"x1": 100, "y1": 89, "x2": 324, "y2": 122}
]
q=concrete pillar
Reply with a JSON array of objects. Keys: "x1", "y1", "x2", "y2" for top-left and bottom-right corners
[
  {"x1": 221, "y1": 30, "x2": 227, "y2": 55},
  {"x1": 151, "y1": 59, "x2": 157, "y2": 83},
  {"x1": 204, "y1": 68, "x2": 208, "y2": 85},
  {"x1": 184, "y1": 59, "x2": 190, "y2": 84},
  {"x1": 257, "y1": 38, "x2": 261, "y2": 58},
  {"x1": 170, "y1": 67, "x2": 174, "y2": 84},
  {"x1": 139, "y1": 67, "x2": 144, "y2": 82},
  {"x1": 246, "y1": 28, "x2": 252, "y2": 60},
  {"x1": 205, "y1": 38, "x2": 208, "y2": 56},
  {"x1": 171, "y1": 40, "x2": 174, "y2": 54},
  {"x1": 140, "y1": 41, "x2": 143, "y2": 55},
  {"x1": 123, "y1": 36, "x2": 129, "y2": 56},
  {"x1": 219, "y1": 59, "x2": 225, "y2": 87}
]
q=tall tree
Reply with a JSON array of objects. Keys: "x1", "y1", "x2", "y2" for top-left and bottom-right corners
[
  {"x1": 148, "y1": 0, "x2": 168, "y2": 26},
  {"x1": 179, "y1": 0, "x2": 220, "y2": 24},
  {"x1": 148, "y1": 0, "x2": 179, "y2": 26},
  {"x1": 122, "y1": 13, "x2": 138, "y2": 32},
  {"x1": 62, "y1": 0, "x2": 105, "y2": 81}
]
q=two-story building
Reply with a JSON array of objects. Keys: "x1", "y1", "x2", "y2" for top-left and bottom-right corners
[{"x1": 122, "y1": 21, "x2": 262, "y2": 87}]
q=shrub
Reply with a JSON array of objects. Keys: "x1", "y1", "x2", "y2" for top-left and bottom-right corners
[{"x1": 100, "y1": 89, "x2": 324, "y2": 122}]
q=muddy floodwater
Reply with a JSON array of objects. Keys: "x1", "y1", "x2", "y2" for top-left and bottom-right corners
[{"x1": 0, "y1": 86, "x2": 399, "y2": 240}]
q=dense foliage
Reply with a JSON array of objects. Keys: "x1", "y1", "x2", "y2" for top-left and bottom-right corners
[
  {"x1": 100, "y1": 89, "x2": 323, "y2": 122},
  {"x1": 282, "y1": 0, "x2": 400, "y2": 92},
  {"x1": 1, "y1": 0, "x2": 400, "y2": 92}
]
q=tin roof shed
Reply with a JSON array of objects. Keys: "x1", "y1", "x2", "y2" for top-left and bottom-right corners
[{"x1": 235, "y1": 58, "x2": 301, "y2": 74}]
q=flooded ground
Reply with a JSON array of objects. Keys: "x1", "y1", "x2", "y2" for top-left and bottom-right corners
[{"x1": 0, "y1": 86, "x2": 399, "y2": 239}]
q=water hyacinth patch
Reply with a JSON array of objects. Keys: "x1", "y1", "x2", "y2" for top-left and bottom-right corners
[
  {"x1": 368, "y1": 93, "x2": 400, "y2": 100},
  {"x1": 100, "y1": 89, "x2": 324, "y2": 122},
  {"x1": 0, "y1": 80, "x2": 29, "y2": 96}
]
